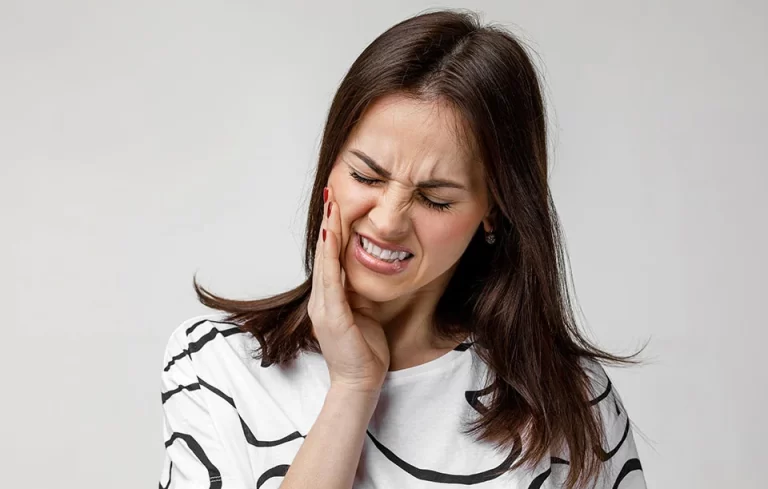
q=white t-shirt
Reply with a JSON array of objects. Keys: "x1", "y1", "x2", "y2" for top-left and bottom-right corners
[{"x1": 159, "y1": 313, "x2": 647, "y2": 488}]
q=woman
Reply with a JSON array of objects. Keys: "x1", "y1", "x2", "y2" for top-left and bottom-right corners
[{"x1": 159, "y1": 8, "x2": 648, "y2": 489}]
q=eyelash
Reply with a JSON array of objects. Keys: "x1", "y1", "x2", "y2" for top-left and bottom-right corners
[{"x1": 348, "y1": 170, "x2": 453, "y2": 212}]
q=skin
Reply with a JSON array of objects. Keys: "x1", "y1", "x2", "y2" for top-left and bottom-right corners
[{"x1": 326, "y1": 92, "x2": 495, "y2": 372}]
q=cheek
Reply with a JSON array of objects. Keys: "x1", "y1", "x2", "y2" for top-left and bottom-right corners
[
  {"x1": 339, "y1": 201, "x2": 367, "y2": 250},
  {"x1": 420, "y1": 213, "x2": 479, "y2": 252},
  {"x1": 328, "y1": 178, "x2": 365, "y2": 248},
  {"x1": 330, "y1": 184, "x2": 365, "y2": 223}
]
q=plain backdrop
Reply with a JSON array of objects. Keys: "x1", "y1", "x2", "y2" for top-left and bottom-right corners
[{"x1": 2, "y1": 1, "x2": 766, "y2": 487}]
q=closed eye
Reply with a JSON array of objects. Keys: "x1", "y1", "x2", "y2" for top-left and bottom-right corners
[{"x1": 348, "y1": 170, "x2": 453, "y2": 212}]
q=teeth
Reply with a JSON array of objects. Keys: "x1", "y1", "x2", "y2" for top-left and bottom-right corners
[{"x1": 360, "y1": 235, "x2": 411, "y2": 261}]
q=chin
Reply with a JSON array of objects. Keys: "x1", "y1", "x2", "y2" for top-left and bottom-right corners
[{"x1": 344, "y1": 271, "x2": 404, "y2": 302}]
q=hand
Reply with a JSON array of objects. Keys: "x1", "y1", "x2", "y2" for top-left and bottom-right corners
[{"x1": 307, "y1": 186, "x2": 391, "y2": 395}]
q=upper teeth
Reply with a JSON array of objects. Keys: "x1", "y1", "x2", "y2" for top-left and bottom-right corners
[{"x1": 360, "y1": 235, "x2": 411, "y2": 261}]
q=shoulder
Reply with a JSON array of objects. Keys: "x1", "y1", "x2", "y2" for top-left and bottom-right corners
[
  {"x1": 578, "y1": 357, "x2": 613, "y2": 400},
  {"x1": 577, "y1": 357, "x2": 629, "y2": 427},
  {"x1": 166, "y1": 312, "x2": 249, "y2": 345},
  {"x1": 161, "y1": 313, "x2": 254, "y2": 373},
  {"x1": 577, "y1": 357, "x2": 642, "y2": 466},
  {"x1": 165, "y1": 312, "x2": 235, "y2": 342},
  {"x1": 548, "y1": 357, "x2": 647, "y2": 487}
]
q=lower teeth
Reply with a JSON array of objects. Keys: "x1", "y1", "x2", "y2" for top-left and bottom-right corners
[
  {"x1": 371, "y1": 253, "x2": 398, "y2": 263},
  {"x1": 371, "y1": 250, "x2": 408, "y2": 263}
]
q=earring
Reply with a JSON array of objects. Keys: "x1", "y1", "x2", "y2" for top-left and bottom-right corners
[{"x1": 485, "y1": 230, "x2": 496, "y2": 244}]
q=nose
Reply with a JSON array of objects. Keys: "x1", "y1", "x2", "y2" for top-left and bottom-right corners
[{"x1": 367, "y1": 191, "x2": 410, "y2": 240}]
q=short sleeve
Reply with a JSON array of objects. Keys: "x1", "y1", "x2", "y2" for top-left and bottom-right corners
[
  {"x1": 158, "y1": 323, "x2": 250, "y2": 488},
  {"x1": 582, "y1": 359, "x2": 648, "y2": 489}
]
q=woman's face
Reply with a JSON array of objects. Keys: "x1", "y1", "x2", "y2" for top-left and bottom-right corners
[{"x1": 328, "y1": 93, "x2": 492, "y2": 302}]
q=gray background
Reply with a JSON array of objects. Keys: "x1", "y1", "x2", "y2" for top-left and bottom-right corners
[{"x1": 2, "y1": 1, "x2": 766, "y2": 487}]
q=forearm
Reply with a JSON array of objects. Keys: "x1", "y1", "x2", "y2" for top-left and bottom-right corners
[{"x1": 280, "y1": 385, "x2": 380, "y2": 489}]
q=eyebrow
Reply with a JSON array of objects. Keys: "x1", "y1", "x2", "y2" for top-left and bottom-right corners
[{"x1": 349, "y1": 149, "x2": 468, "y2": 191}]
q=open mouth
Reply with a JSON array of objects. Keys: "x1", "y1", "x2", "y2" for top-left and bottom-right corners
[{"x1": 356, "y1": 233, "x2": 414, "y2": 263}]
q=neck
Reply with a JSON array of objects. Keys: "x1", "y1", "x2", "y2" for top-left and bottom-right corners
[{"x1": 373, "y1": 270, "x2": 465, "y2": 371}]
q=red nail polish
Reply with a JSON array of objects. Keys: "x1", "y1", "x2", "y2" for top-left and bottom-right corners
[
  {"x1": 327, "y1": 202, "x2": 332, "y2": 218},
  {"x1": 322, "y1": 229, "x2": 326, "y2": 242},
  {"x1": 323, "y1": 187, "x2": 328, "y2": 203}
]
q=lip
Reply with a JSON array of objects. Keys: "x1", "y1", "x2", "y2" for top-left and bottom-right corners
[
  {"x1": 353, "y1": 232, "x2": 413, "y2": 275},
  {"x1": 356, "y1": 232, "x2": 414, "y2": 255}
]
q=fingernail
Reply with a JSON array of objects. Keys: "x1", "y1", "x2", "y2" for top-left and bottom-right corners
[
  {"x1": 323, "y1": 187, "x2": 328, "y2": 203},
  {"x1": 322, "y1": 229, "x2": 326, "y2": 242},
  {"x1": 327, "y1": 202, "x2": 332, "y2": 218}
]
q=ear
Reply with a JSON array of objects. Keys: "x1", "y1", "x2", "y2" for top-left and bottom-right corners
[{"x1": 481, "y1": 204, "x2": 498, "y2": 233}]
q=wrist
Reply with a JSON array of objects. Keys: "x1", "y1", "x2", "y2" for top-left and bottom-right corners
[{"x1": 327, "y1": 382, "x2": 382, "y2": 406}]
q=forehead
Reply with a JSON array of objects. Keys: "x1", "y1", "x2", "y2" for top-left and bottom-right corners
[{"x1": 344, "y1": 93, "x2": 483, "y2": 185}]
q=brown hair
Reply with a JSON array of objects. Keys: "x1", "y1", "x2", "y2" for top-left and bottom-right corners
[{"x1": 193, "y1": 8, "x2": 648, "y2": 489}]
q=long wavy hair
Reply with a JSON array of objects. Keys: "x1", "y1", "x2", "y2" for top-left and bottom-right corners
[{"x1": 193, "y1": 8, "x2": 648, "y2": 489}]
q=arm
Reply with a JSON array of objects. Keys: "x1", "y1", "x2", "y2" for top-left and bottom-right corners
[
  {"x1": 159, "y1": 327, "x2": 255, "y2": 488},
  {"x1": 279, "y1": 386, "x2": 380, "y2": 489},
  {"x1": 588, "y1": 362, "x2": 648, "y2": 489}
]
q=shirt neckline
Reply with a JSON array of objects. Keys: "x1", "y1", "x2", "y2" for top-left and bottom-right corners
[
  {"x1": 298, "y1": 334, "x2": 474, "y2": 388},
  {"x1": 382, "y1": 334, "x2": 473, "y2": 384}
]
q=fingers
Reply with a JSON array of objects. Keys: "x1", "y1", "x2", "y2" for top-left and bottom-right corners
[
  {"x1": 310, "y1": 187, "x2": 327, "y2": 312},
  {"x1": 323, "y1": 186, "x2": 343, "y2": 290},
  {"x1": 324, "y1": 187, "x2": 357, "y2": 327}
]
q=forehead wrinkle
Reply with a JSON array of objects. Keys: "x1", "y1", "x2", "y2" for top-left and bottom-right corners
[
  {"x1": 349, "y1": 95, "x2": 477, "y2": 191},
  {"x1": 351, "y1": 128, "x2": 471, "y2": 191},
  {"x1": 349, "y1": 149, "x2": 470, "y2": 193},
  {"x1": 397, "y1": 117, "x2": 463, "y2": 185}
]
